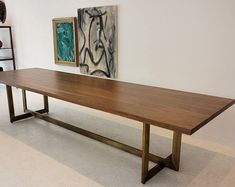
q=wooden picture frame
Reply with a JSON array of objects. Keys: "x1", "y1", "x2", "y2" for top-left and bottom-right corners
[{"x1": 52, "y1": 17, "x2": 78, "y2": 67}]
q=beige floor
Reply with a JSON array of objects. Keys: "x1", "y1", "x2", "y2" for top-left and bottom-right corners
[{"x1": 0, "y1": 85, "x2": 235, "y2": 187}]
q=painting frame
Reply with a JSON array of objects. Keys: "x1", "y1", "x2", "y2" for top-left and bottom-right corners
[{"x1": 52, "y1": 17, "x2": 78, "y2": 67}]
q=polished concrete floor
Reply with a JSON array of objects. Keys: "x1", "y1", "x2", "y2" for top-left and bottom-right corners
[{"x1": 0, "y1": 85, "x2": 235, "y2": 187}]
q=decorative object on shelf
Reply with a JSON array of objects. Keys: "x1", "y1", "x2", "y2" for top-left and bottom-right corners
[
  {"x1": 78, "y1": 5, "x2": 118, "y2": 78},
  {"x1": 52, "y1": 17, "x2": 78, "y2": 67},
  {"x1": 0, "y1": 39, "x2": 3, "y2": 48},
  {"x1": 0, "y1": 1, "x2": 6, "y2": 23},
  {"x1": 0, "y1": 26, "x2": 16, "y2": 70}
]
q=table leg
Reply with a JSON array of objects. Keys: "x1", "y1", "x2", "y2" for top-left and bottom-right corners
[
  {"x1": 6, "y1": 86, "x2": 49, "y2": 123},
  {"x1": 140, "y1": 124, "x2": 182, "y2": 184},
  {"x1": 22, "y1": 89, "x2": 28, "y2": 112},
  {"x1": 6, "y1": 85, "x2": 15, "y2": 122},
  {"x1": 22, "y1": 89, "x2": 49, "y2": 113},
  {"x1": 43, "y1": 95, "x2": 49, "y2": 113},
  {"x1": 142, "y1": 123, "x2": 150, "y2": 183},
  {"x1": 171, "y1": 131, "x2": 182, "y2": 171}
]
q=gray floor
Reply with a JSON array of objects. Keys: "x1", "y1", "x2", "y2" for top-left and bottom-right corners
[{"x1": 0, "y1": 85, "x2": 235, "y2": 187}]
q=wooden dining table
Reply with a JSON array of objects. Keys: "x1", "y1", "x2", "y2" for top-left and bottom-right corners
[{"x1": 0, "y1": 68, "x2": 234, "y2": 184}]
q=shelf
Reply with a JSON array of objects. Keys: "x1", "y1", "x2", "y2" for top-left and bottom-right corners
[
  {"x1": 0, "y1": 26, "x2": 16, "y2": 70},
  {"x1": 0, "y1": 26, "x2": 11, "y2": 29},
  {"x1": 0, "y1": 57, "x2": 14, "y2": 61}
]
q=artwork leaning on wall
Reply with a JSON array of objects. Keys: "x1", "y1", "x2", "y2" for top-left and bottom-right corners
[{"x1": 77, "y1": 5, "x2": 118, "y2": 78}]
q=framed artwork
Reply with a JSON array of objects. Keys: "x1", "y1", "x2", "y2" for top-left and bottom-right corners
[
  {"x1": 78, "y1": 5, "x2": 118, "y2": 78},
  {"x1": 52, "y1": 17, "x2": 78, "y2": 66}
]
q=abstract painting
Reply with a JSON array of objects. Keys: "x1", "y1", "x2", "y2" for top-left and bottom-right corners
[
  {"x1": 52, "y1": 17, "x2": 78, "y2": 66},
  {"x1": 77, "y1": 5, "x2": 118, "y2": 78}
]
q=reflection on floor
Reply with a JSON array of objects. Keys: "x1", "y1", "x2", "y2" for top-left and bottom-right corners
[{"x1": 0, "y1": 86, "x2": 235, "y2": 187}]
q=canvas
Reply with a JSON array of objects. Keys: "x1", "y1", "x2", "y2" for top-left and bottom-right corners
[
  {"x1": 57, "y1": 23, "x2": 74, "y2": 61},
  {"x1": 53, "y1": 17, "x2": 78, "y2": 67},
  {"x1": 78, "y1": 5, "x2": 118, "y2": 78}
]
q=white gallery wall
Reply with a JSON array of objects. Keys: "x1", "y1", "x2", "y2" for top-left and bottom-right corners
[
  {"x1": 4, "y1": 0, "x2": 235, "y2": 98},
  {"x1": 2, "y1": 0, "x2": 235, "y2": 146}
]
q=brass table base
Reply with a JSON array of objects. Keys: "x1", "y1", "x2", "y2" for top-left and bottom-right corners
[{"x1": 6, "y1": 85, "x2": 182, "y2": 184}]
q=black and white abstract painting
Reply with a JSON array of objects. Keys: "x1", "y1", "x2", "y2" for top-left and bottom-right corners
[{"x1": 77, "y1": 5, "x2": 118, "y2": 78}]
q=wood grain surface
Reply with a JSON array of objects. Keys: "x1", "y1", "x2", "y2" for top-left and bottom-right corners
[{"x1": 0, "y1": 68, "x2": 234, "y2": 135}]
